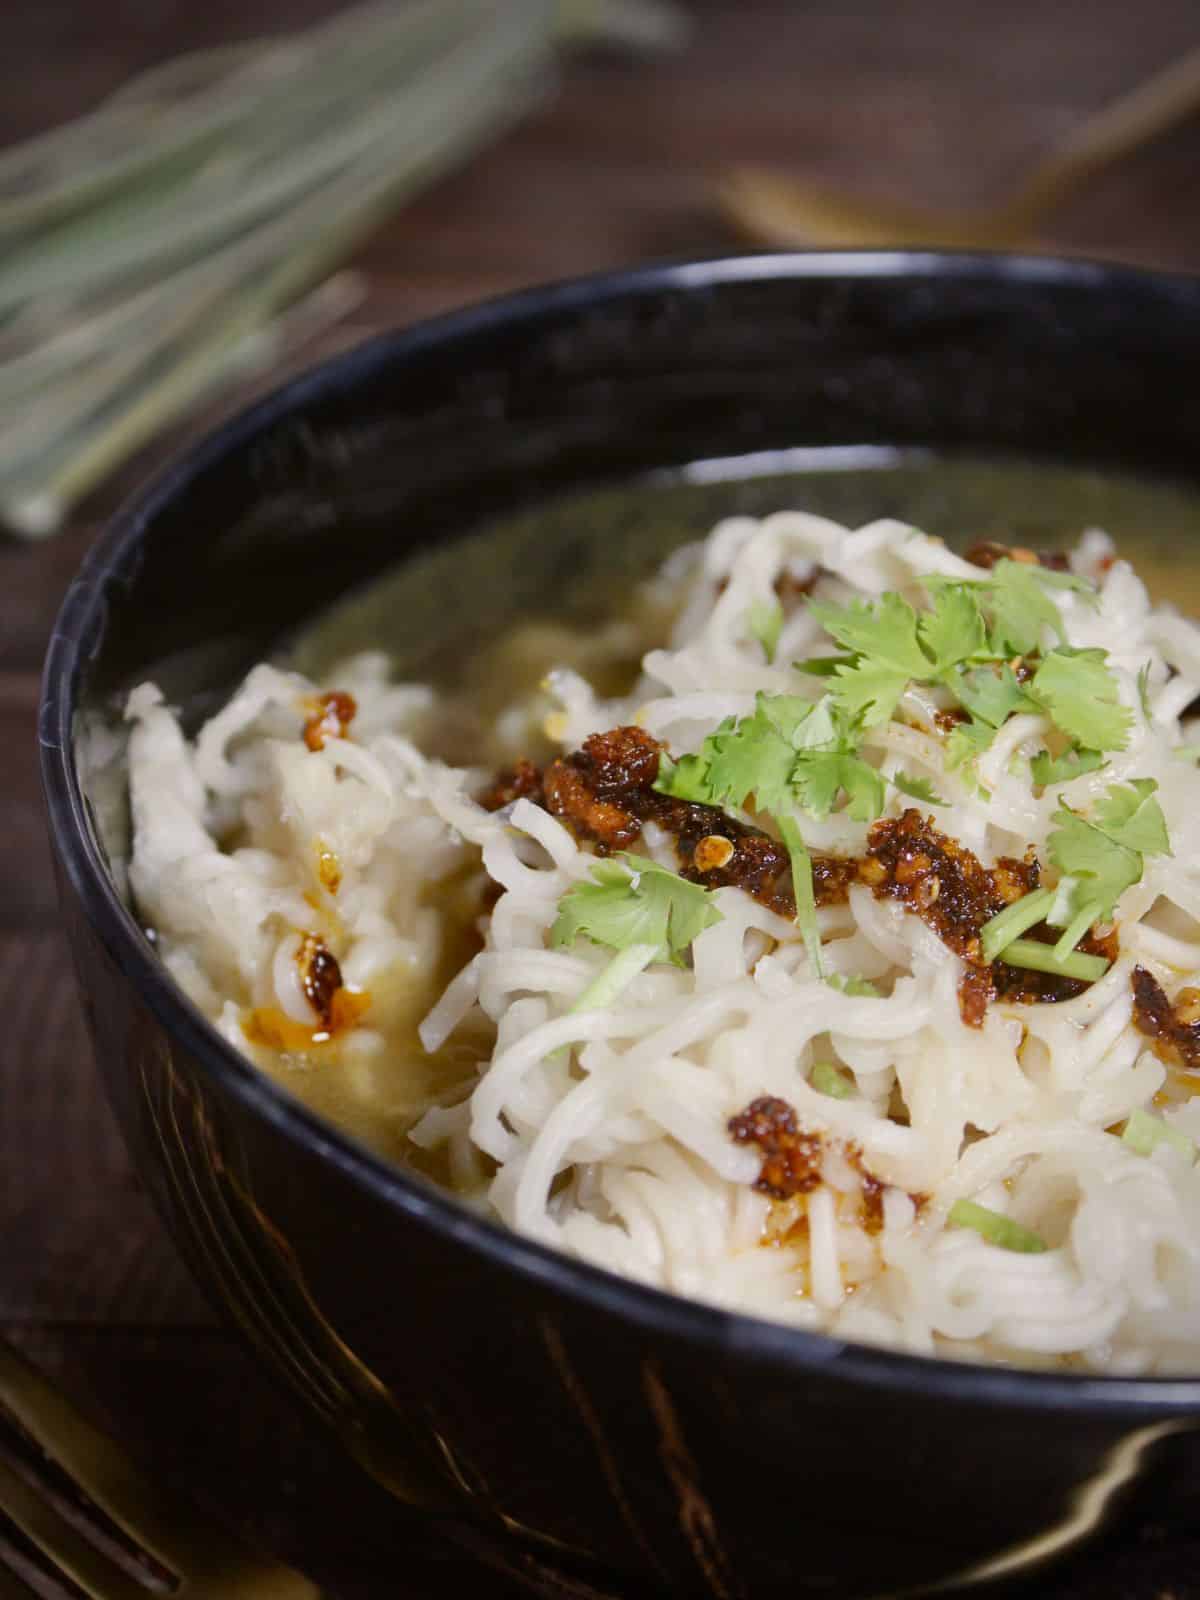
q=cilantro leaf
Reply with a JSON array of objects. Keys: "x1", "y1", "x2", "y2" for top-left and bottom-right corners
[
  {"x1": 808, "y1": 592, "x2": 930, "y2": 678},
  {"x1": 1045, "y1": 781, "x2": 1170, "y2": 954},
  {"x1": 551, "y1": 856, "x2": 721, "y2": 964},
  {"x1": 1093, "y1": 778, "x2": 1171, "y2": 856},
  {"x1": 1047, "y1": 807, "x2": 1141, "y2": 926},
  {"x1": 789, "y1": 695, "x2": 886, "y2": 821},
  {"x1": 794, "y1": 653, "x2": 855, "y2": 678},
  {"x1": 1029, "y1": 648, "x2": 1131, "y2": 753},
  {"x1": 951, "y1": 664, "x2": 1039, "y2": 729},
  {"x1": 746, "y1": 598, "x2": 784, "y2": 664},
  {"x1": 984, "y1": 559, "x2": 1093, "y2": 656},
  {"x1": 654, "y1": 748, "x2": 716, "y2": 804},
  {"x1": 891, "y1": 771, "x2": 945, "y2": 805},
  {"x1": 793, "y1": 751, "x2": 886, "y2": 821},
  {"x1": 945, "y1": 716, "x2": 994, "y2": 771},
  {"x1": 703, "y1": 697, "x2": 800, "y2": 815},
  {"x1": 918, "y1": 584, "x2": 987, "y2": 673},
  {"x1": 825, "y1": 657, "x2": 912, "y2": 727},
  {"x1": 1030, "y1": 746, "x2": 1106, "y2": 787}
]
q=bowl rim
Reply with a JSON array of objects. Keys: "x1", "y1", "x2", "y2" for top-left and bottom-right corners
[{"x1": 40, "y1": 247, "x2": 1200, "y2": 1413}]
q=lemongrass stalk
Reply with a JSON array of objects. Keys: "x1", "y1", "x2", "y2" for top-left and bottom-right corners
[
  {"x1": 0, "y1": 0, "x2": 685, "y2": 528},
  {"x1": 0, "y1": 40, "x2": 546, "y2": 530},
  {"x1": 558, "y1": 0, "x2": 690, "y2": 49},
  {"x1": 0, "y1": 2, "x2": 493, "y2": 311},
  {"x1": 0, "y1": 0, "x2": 462, "y2": 237}
]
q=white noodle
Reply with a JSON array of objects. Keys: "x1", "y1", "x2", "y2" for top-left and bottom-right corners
[{"x1": 124, "y1": 514, "x2": 1200, "y2": 1372}]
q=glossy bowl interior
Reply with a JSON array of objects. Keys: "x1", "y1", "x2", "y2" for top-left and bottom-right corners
[{"x1": 40, "y1": 253, "x2": 1200, "y2": 1598}]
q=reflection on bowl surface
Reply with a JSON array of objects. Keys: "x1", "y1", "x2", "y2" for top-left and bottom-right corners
[{"x1": 41, "y1": 253, "x2": 1200, "y2": 1597}]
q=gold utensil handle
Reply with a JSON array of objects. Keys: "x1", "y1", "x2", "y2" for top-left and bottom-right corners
[{"x1": 0, "y1": 1336, "x2": 318, "y2": 1598}]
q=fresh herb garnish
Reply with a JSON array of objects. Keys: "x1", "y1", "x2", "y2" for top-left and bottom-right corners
[
  {"x1": 807, "y1": 566, "x2": 1122, "y2": 778},
  {"x1": 778, "y1": 814, "x2": 822, "y2": 978},
  {"x1": 978, "y1": 779, "x2": 1170, "y2": 974},
  {"x1": 746, "y1": 598, "x2": 784, "y2": 664},
  {"x1": 1028, "y1": 648, "x2": 1132, "y2": 754},
  {"x1": 891, "y1": 771, "x2": 945, "y2": 805},
  {"x1": 1030, "y1": 746, "x2": 1106, "y2": 787},
  {"x1": 551, "y1": 856, "x2": 721, "y2": 964},
  {"x1": 1045, "y1": 779, "x2": 1170, "y2": 956},
  {"x1": 1137, "y1": 662, "x2": 1154, "y2": 721},
  {"x1": 979, "y1": 888, "x2": 1057, "y2": 964},
  {"x1": 789, "y1": 697, "x2": 885, "y2": 821},
  {"x1": 1122, "y1": 1108, "x2": 1195, "y2": 1162},
  {"x1": 948, "y1": 1198, "x2": 1047, "y2": 1254},
  {"x1": 811, "y1": 1060, "x2": 855, "y2": 1098},
  {"x1": 997, "y1": 940, "x2": 1110, "y2": 983},
  {"x1": 826, "y1": 973, "x2": 881, "y2": 997},
  {"x1": 654, "y1": 692, "x2": 884, "y2": 824}
]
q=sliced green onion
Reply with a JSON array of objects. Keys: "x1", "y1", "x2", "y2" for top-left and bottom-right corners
[
  {"x1": 1122, "y1": 1108, "x2": 1196, "y2": 1162},
  {"x1": 550, "y1": 940, "x2": 660, "y2": 1063},
  {"x1": 948, "y1": 1199, "x2": 1047, "y2": 1254},
  {"x1": 979, "y1": 887, "x2": 1055, "y2": 963},
  {"x1": 811, "y1": 1060, "x2": 855, "y2": 1099},
  {"x1": 999, "y1": 939, "x2": 1110, "y2": 983},
  {"x1": 826, "y1": 973, "x2": 880, "y2": 997},
  {"x1": 571, "y1": 942, "x2": 660, "y2": 1015},
  {"x1": 778, "y1": 814, "x2": 822, "y2": 979},
  {"x1": 746, "y1": 598, "x2": 783, "y2": 664}
]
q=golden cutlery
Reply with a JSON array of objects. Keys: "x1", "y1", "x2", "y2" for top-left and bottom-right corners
[
  {"x1": 0, "y1": 1334, "x2": 318, "y2": 1599},
  {"x1": 719, "y1": 43, "x2": 1200, "y2": 250}
]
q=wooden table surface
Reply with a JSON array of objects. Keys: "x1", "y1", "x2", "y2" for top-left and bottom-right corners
[{"x1": 5, "y1": 3, "x2": 1200, "y2": 1595}]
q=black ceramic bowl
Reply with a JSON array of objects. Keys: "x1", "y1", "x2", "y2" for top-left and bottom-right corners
[{"x1": 40, "y1": 253, "x2": 1200, "y2": 1599}]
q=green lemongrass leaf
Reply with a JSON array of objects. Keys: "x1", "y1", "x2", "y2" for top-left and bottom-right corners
[
  {"x1": 558, "y1": 0, "x2": 691, "y2": 50},
  {"x1": 999, "y1": 939, "x2": 1110, "y2": 983},
  {"x1": 746, "y1": 598, "x2": 784, "y2": 663},
  {"x1": 778, "y1": 814, "x2": 822, "y2": 978},
  {"x1": 948, "y1": 1199, "x2": 1048, "y2": 1254},
  {"x1": 811, "y1": 1060, "x2": 855, "y2": 1099},
  {"x1": 1, "y1": 36, "x2": 544, "y2": 529},
  {"x1": 1122, "y1": 1107, "x2": 1196, "y2": 1161},
  {"x1": 1173, "y1": 745, "x2": 1200, "y2": 764},
  {"x1": 979, "y1": 888, "x2": 1056, "y2": 963}
]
